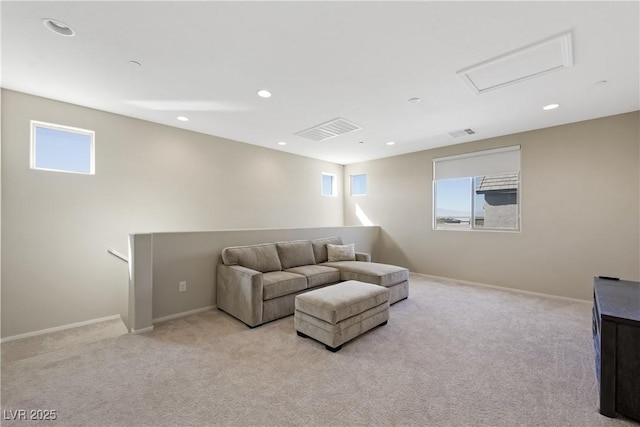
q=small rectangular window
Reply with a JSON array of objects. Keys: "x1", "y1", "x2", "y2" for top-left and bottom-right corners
[
  {"x1": 30, "y1": 120, "x2": 95, "y2": 174},
  {"x1": 350, "y1": 174, "x2": 367, "y2": 196},
  {"x1": 321, "y1": 173, "x2": 336, "y2": 196}
]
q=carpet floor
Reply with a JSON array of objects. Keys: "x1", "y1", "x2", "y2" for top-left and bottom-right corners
[{"x1": 1, "y1": 273, "x2": 637, "y2": 426}]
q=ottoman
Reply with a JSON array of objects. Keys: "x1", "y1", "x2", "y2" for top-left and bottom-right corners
[{"x1": 294, "y1": 280, "x2": 390, "y2": 352}]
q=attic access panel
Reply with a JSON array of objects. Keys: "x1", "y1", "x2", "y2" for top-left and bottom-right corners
[{"x1": 457, "y1": 32, "x2": 573, "y2": 94}]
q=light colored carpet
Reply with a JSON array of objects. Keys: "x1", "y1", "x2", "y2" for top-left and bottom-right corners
[{"x1": 1, "y1": 273, "x2": 637, "y2": 426}]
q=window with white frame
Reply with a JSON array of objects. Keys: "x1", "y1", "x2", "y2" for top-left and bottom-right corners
[
  {"x1": 350, "y1": 174, "x2": 367, "y2": 196},
  {"x1": 30, "y1": 120, "x2": 95, "y2": 175},
  {"x1": 321, "y1": 173, "x2": 336, "y2": 196},
  {"x1": 433, "y1": 146, "x2": 520, "y2": 231}
]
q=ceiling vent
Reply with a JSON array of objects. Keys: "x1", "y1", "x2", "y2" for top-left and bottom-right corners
[
  {"x1": 295, "y1": 117, "x2": 362, "y2": 141},
  {"x1": 448, "y1": 128, "x2": 476, "y2": 138},
  {"x1": 457, "y1": 32, "x2": 573, "y2": 94}
]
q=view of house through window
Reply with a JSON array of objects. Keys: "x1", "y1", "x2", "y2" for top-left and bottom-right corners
[
  {"x1": 433, "y1": 146, "x2": 520, "y2": 231},
  {"x1": 30, "y1": 120, "x2": 95, "y2": 174},
  {"x1": 434, "y1": 174, "x2": 519, "y2": 229},
  {"x1": 474, "y1": 173, "x2": 519, "y2": 228}
]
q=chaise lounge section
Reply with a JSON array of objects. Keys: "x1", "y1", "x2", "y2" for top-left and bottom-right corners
[{"x1": 217, "y1": 237, "x2": 408, "y2": 327}]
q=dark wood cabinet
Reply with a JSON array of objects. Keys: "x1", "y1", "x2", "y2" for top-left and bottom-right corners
[{"x1": 592, "y1": 277, "x2": 640, "y2": 421}]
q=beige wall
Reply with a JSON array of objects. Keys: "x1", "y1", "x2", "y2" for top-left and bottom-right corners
[
  {"x1": 128, "y1": 226, "x2": 380, "y2": 332},
  {"x1": 345, "y1": 112, "x2": 640, "y2": 300},
  {"x1": 2, "y1": 87, "x2": 638, "y2": 338},
  {"x1": 1, "y1": 89, "x2": 344, "y2": 338}
]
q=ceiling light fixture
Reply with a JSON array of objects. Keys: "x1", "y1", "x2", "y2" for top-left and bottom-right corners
[
  {"x1": 176, "y1": 116, "x2": 189, "y2": 122},
  {"x1": 386, "y1": 141, "x2": 396, "y2": 146},
  {"x1": 42, "y1": 18, "x2": 75, "y2": 37},
  {"x1": 594, "y1": 80, "x2": 608, "y2": 86},
  {"x1": 408, "y1": 97, "x2": 421, "y2": 103},
  {"x1": 128, "y1": 60, "x2": 142, "y2": 67},
  {"x1": 542, "y1": 103, "x2": 560, "y2": 111},
  {"x1": 257, "y1": 89, "x2": 272, "y2": 98},
  {"x1": 277, "y1": 141, "x2": 287, "y2": 146}
]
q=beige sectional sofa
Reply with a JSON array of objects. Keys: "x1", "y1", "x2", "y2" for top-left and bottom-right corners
[{"x1": 217, "y1": 236, "x2": 409, "y2": 327}]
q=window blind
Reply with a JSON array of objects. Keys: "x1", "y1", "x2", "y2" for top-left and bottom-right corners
[{"x1": 433, "y1": 145, "x2": 520, "y2": 180}]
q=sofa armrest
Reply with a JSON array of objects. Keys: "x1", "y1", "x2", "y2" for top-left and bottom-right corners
[
  {"x1": 217, "y1": 264, "x2": 264, "y2": 327},
  {"x1": 355, "y1": 252, "x2": 371, "y2": 262}
]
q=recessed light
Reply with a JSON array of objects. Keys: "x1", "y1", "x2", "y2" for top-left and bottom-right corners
[
  {"x1": 594, "y1": 80, "x2": 608, "y2": 86},
  {"x1": 43, "y1": 18, "x2": 75, "y2": 37},
  {"x1": 257, "y1": 89, "x2": 272, "y2": 98},
  {"x1": 386, "y1": 141, "x2": 396, "y2": 146},
  {"x1": 176, "y1": 116, "x2": 189, "y2": 122},
  {"x1": 408, "y1": 97, "x2": 421, "y2": 103},
  {"x1": 277, "y1": 141, "x2": 287, "y2": 146},
  {"x1": 129, "y1": 60, "x2": 142, "y2": 67},
  {"x1": 542, "y1": 103, "x2": 560, "y2": 111}
]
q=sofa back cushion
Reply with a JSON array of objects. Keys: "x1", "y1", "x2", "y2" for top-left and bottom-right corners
[
  {"x1": 276, "y1": 240, "x2": 316, "y2": 269},
  {"x1": 311, "y1": 236, "x2": 343, "y2": 264},
  {"x1": 221, "y1": 243, "x2": 282, "y2": 273}
]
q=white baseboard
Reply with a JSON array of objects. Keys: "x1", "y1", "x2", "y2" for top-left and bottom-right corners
[
  {"x1": 1, "y1": 314, "x2": 122, "y2": 343},
  {"x1": 152, "y1": 305, "x2": 216, "y2": 324},
  {"x1": 412, "y1": 272, "x2": 591, "y2": 304}
]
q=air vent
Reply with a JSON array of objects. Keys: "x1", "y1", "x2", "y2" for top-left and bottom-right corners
[
  {"x1": 448, "y1": 128, "x2": 476, "y2": 138},
  {"x1": 296, "y1": 117, "x2": 362, "y2": 141}
]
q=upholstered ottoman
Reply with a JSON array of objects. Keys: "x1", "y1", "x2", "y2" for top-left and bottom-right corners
[{"x1": 294, "y1": 280, "x2": 390, "y2": 352}]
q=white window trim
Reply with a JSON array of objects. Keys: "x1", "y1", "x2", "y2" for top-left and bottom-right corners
[
  {"x1": 321, "y1": 172, "x2": 336, "y2": 197},
  {"x1": 30, "y1": 120, "x2": 96, "y2": 175}
]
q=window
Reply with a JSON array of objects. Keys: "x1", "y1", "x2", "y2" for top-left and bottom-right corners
[
  {"x1": 350, "y1": 174, "x2": 367, "y2": 196},
  {"x1": 321, "y1": 173, "x2": 336, "y2": 196},
  {"x1": 30, "y1": 120, "x2": 95, "y2": 174},
  {"x1": 433, "y1": 146, "x2": 520, "y2": 231}
]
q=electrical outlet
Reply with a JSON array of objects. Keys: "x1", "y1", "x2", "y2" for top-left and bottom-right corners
[{"x1": 179, "y1": 281, "x2": 187, "y2": 292}]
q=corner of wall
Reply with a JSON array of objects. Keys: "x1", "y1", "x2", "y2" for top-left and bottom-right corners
[
  {"x1": 340, "y1": 163, "x2": 347, "y2": 226},
  {"x1": 0, "y1": 88, "x2": 3, "y2": 338},
  {"x1": 128, "y1": 233, "x2": 154, "y2": 333}
]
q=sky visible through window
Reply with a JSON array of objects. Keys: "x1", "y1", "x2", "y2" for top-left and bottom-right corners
[
  {"x1": 321, "y1": 174, "x2": 334, "y2": 196},
  {"x1": 435, "y1": 177, "x2": 485, "y2": 218},
  {"x1": 351, "y1": 174, "x2": 367, "y2": 196},
  {"x1": 33, "y1": 125, "x2": 93, "y2": 174}
]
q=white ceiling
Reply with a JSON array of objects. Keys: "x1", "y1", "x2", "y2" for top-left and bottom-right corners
[{"x1": 2, "y1": 1, "x2": 639, "y2": 165}]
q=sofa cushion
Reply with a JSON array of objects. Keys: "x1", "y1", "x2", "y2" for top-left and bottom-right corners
[
  {"x1": 327, "y1": 243, "x2": 356, "y2": 262},
  {"x1": 285, "y1": 265, "x2": 341, "y2": 288},
  {"x1": 311, "y1": 236, "x2": 343, "y2": 264},
  {"x1": 276, "y1": 240, "x2": 316, "y2": 269},
  {"x1": 322, "y1": 261, "x2": 409, "y2": 287},
  {"x1": 262, "y1": 271, "x2": 307, "y2": 301},
  {"x1": 221, "y1": 243, "x2": 282, "y2": 273}
]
